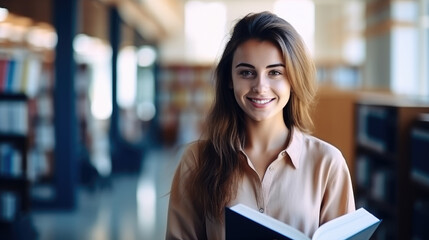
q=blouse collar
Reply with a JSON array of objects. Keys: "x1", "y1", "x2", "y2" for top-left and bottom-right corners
[
  {"x1": 284, "y1": 127, "x2": 304, "y2": 169},
  {"x1": 238, "y1": 126, "x2": 304, "y2": 169}
]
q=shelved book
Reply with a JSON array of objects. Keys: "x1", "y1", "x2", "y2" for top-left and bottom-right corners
[
  {"x1": 225, "y1": 204, "x2": 381, "y2": 240},
  {"x1": 0, "y1": 100, "x2": 28, "y2": 135},
  {"x1": 0, "y1": 191, "x2": 18, "y2": 221},
  {"x1": 0, "y1": 143, "x2": 23, "y2": 177},
  {"x1": 0, "y1": 49, "x2": 42, "y2": 96}
]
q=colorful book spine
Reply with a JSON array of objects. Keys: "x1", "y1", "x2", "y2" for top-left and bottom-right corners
[
  {"x1": 5, "y1": 59, "x2": 16, "y2": 92},
  {"x1": 0, "y1": 58, "x2": 9, "y2": 92},
  {"x1": 11, "y1": 58, "x2": 23, "y2": 93},
  {"x1": 0, "y1": 48, "x2": 42, "y2": 95}
]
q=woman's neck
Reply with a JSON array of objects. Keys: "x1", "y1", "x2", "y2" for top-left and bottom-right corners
[{"x1": 244, "y1": 116, "x2": 289, "y2": 153}]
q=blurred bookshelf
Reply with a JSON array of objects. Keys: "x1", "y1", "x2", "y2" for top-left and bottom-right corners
[
  {"x1": 0, "y1": 3, "x2": 78, "y2": 212},
  {"x1": 158, "y1": 64, "x2": 214, "y2": 145},
  {"x1": 0, "y1": 93, "x2": 36, "y2": 239},
  {"x1": 316, "y1": 62, "x2": 362, "y2": 90},
  {"x1": 410, "y1": 114, "x2": 429, "y2": 240},
  {"x1": 26, "y1": 51, "x2": 56, "y2": 209},
  {"x1": 354, "y1": 94, "x2": 429, "y2": 240},
  {"x1": 0, "y1": 7, "x2": 56, "y2": 232}
]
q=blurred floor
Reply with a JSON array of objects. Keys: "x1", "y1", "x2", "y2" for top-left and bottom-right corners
[{"x1": 31, "y1": 145, "x2": 184, "y2": 240}]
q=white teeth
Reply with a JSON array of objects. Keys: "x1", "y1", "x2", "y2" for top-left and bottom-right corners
[{"x1": 251, "y1": 99, "x2": 271, "y2": 104}]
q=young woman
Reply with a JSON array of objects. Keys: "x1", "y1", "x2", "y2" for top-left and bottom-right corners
[{"x1": 166, "y1": 11, "x2": 355, "y2": 240}]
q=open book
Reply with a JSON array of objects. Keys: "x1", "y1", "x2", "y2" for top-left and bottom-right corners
[{"x1": 225, "y1": 204, "x2": 381, "y2": 240}]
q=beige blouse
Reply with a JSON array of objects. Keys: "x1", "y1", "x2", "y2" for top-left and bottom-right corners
[{"x1": 166, "y1": 127, "x2": 356, "y2": 240}]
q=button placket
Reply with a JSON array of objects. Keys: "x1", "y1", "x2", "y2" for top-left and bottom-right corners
[
  {"x1": 256, "y1": 182, "x2": 265, "y2": 214},
  {"x1": 259, "y1": 163, "x2": 275, "y2": 215}
]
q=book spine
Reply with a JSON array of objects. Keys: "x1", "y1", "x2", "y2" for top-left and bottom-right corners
[
  {"x1": 0, "y1": 101, "x2": 7, "y2": 133},
  {"x1": 0, "y1": 100, "x2": 28, "y2": 135},
  {"x1": 0, "y1": 191, "x2": 17, "y2": 221},
  {"x1": 10, "y1": 48, "x2": 26, "y2": 94},
  {"x1": 0, "y1": 144, "x2": 8, "y2": 175},
  {"x1": 356, "y1": 155, "x2": 371, "y2": 188},
  {"x1": 0, "y1": 58, "x2": 8, "y2": 92},
  {"x1": 0, "y1": 48, "x2": 43, "y2": 95},
  {"x1": 0, "y1": 143, "x2": 23, "y2": 177},
  {"x1": 12, "y1": 149, "x2": 23, "y2": 177},
  {"x1": 25, "y1": 55, "x2": 42, "y2": 97},
  {"x1": 5, "y1": 59, "x2": 16, "y2": 92},
  {"x1": 357, "y1": 105, "x2": 397, "y2": 154},
  {"x1": 411, "y1": 128, "x2": 429, "y2": 186},
  {"x1": 11, "y1": 58, "x2": 23, "y2": 93},
  {"x1": 16, "y1": 101, "x2": 28, "y2": 135},
  {"x1": 371, "y1": 168, "x2": 395, "y2": 202}
]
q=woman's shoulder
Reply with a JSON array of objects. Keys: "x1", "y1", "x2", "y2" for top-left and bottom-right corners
[
  {"x1": 181, "y1": 140, "x2": 208, "y2": 155},
  {"x1": 302, "y1": 134, "x2": 352, "y2": 179},
  {"x1": 302, "y1": 133, "x2": 344, "y2": 161},
  {"x1": 178, "y1": 140, "x2": 208, "y2": 167}
]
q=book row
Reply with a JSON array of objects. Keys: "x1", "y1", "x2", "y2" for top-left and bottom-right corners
[
  {"x1": 0, "y1": 48, "x2": 43, "y2": 97},
  {"x1": 0, "y1": 143, "x2": 23, "y2": 177},
  {"x1": 0, "y1": 100, "x2": 28, "y2": 135},
  {"x1": 0, "y1": 191, "x2": 18, "y2": 222},
  {"x1": 357, "y1": 197, "x2": 429, "y2": 239},
  {"x1": 411, "y1": 127, "x2": 429, "y2": 186},
  {"x1": 316, "y1": 65, "x2": 361, "y2": 89},
  {"x1": 158, "y1": 66, "x2": 214, "y2": 111},
  {"x1": 356, "y1": 155, "x2": 396, "y2": 203},
  {"x1": 357, "y1": 105, "x2": 397, "y2": 155}
]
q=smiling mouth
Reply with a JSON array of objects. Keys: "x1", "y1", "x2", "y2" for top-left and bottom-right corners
[{"x1": 248, "y1": 98, "x2": 274, "y2": 105}]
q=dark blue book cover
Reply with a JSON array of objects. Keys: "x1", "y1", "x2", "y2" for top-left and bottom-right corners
[
  {"x1": 225, "y1": 204, "x2": 381, "y2": 240},
  {"x1": 225, "y1": 206, "x2": 293, "y2": 240}
]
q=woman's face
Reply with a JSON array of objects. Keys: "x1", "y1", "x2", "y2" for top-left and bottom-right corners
[{"x1": 231, "y1": 39, "x2": 291, "y2": 123}]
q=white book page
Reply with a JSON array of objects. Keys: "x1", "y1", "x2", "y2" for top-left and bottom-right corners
[
  {"x1": 230, "y1": 204, "x2": 310, "y2": 240},
  {"x1": 312, "y1": 208, "x2": 380, "y2": 240}
]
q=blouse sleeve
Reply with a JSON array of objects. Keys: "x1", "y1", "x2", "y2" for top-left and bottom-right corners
[
  {"x1": 165, "y1": 143, "x2": 207, "y2": 240},
  {"x1": 320, "y1": 150, "x2": 356, "y2": 225}
]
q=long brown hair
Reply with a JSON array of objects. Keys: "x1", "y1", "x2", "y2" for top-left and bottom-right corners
[{"x1": 188, "y1": 11, "x2": 317, "y2": 221}]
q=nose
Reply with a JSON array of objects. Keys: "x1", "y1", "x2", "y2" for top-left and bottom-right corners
[{"x1": 252, "y1": 75, "x2": 268, "y2": 93}]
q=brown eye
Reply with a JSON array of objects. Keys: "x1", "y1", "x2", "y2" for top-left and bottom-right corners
[
  {"x1": 239, "y1": 70, "x2": 255, "y2": 78},
  {"x1": 269, "y1": 70, "x2": 282, "y2": 76}
]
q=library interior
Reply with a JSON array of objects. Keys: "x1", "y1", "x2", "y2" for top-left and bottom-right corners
[{"x1": 0, "y1": 0, "x2": 428, "y2": 239}]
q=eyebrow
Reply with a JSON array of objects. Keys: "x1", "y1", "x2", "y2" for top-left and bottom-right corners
[
  {"x1": 235, "y1": 63, "x2": 285, "y2": 69},
  {"x1": 267, "y1": 63, "x2": 285, "y2": 68}
]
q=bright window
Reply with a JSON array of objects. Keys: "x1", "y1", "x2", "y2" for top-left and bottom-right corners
[
  {"x1": 274, "y1": 0, "x2": 315, "y2": 55},
  {"x1": 185, "y1": 1, "x2": 226, "y2": 63},
  {"x1": 73, "y1": 34, "x2": 112, "y2": 120},
  {"x1": 419, "y1": 0, "x2": 429, "y2": 96},
  {"x1": 117, "y1": 46, "x2": 137, "y2": 109}
]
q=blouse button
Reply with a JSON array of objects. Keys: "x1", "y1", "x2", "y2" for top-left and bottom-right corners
[
  {"x1": 281, "y1": 152, "x2": 286, "y2": 156},
  {"x1": 268, "y1": 166, "x2": 274, "y2": 171},
  {"x1": 259, "y1": 208, "x2": 264, "y2": 213}
]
